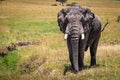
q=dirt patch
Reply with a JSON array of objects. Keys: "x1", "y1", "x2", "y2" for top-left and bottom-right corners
[
  {"x1": 0, "y1": 25, "x2": 10, "y2": 32},
  {"x1": 0, "y1": 41, "x2": 41, "y2": 57},
  {"x1": 100, "y1": 40, "x2": 120, "y2": 46},
  {"x1": 15, "y1": 41, "x2": 40, "y2": 47},
  {"x1": 0, "y1": 48, "x2": 8, "y2": 57},
  {"x1": 99, "y1": 45, "x2": 120, "y2": 50},
  {"x1": 0, "y1": 43, "x2": 16, "y2": 57}
]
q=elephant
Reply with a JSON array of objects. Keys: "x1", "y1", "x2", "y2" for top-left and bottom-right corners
[{"x1": 57, "y1": 6, "x2": 104, "y2": 73}]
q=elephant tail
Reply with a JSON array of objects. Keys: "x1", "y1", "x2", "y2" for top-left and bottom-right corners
[{"x1": 101, "y1": 19, "x2": 109, "y2": 32}]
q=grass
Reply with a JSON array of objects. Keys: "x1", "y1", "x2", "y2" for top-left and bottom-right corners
[
  {"x1": 0, "y1": 0, "x2": 120, "y2": 80},
  {"x1": 0, "y1": 50, "x2": 19, "y2": 70}
]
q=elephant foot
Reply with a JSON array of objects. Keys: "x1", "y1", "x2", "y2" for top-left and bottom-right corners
[
  {"x1": 63, "y1": 65, "x2": 78, "y2": 75},
  {"x1": 89, "y1": 64, "x2": 100, "y2": 68},
  {"x1": 72, "y1": 70, "x2": 79, "y2": 74},
  {"x1": 79, "y1": 66, "x2": 85, "y2": 71},
  {"x1": 79, "y1": 66, "x2": 90, "y2": 71},
  {"x1": 79, "y1": 67, "x2": 83, "y2": 71}
]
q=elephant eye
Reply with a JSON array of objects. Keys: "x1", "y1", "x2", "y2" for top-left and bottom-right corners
[{"x1": 65, "y1": 16, "x2": 69, "y2": 23}]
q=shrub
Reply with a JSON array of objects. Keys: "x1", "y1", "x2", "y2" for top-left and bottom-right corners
[
  {"x1": 117, "y1": 16, "x2": 120, "y2": 22},
  {"x1": 0, "y1": 0, "x2": 5, "y2": 4},
  {"x1": 56, "y1": 0, "x2": 67, "y2": 6},
  {"x1": 51, "y1": 4, "x2": 57, "y2": 6},
  {"x1": 66, "y1": 2, "x2": 77, "y2": 6}
]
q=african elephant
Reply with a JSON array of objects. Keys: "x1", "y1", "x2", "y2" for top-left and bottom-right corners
[{"x1": 57, "y1": 6, "x2": 102, "y2": 73}]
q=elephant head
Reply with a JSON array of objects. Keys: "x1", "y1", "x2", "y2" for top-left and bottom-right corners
[
  {"x1": 57, "y1": 6, "x2": 81, "y2": 33},
  {"x1": 64, "y1": 8, "x2": 85, "y2": 40},
  {"x1": 57, "y1": 6, "x2": 95, "y2": 40}
]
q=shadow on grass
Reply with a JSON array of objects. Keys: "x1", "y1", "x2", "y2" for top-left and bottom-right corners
[
  {"x1": 63, "y1": 64, "x2": 100, "y2": 75},
  {"x1": 63, "y1": 64, "x2": 73, "y2": 75}
]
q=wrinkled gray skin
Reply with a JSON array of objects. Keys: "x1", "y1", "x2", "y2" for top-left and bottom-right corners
[{"x1": 57, "y1": 6, "x2": 101, "y2": 73}]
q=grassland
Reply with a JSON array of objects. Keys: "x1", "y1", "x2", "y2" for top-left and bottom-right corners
[{"x1": 0, "y1": 0, "x2": 120, "y2": 80}]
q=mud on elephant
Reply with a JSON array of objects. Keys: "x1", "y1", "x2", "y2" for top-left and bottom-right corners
[{"x1": 57, "y1": 6, "x2": 105, "y2": 73}]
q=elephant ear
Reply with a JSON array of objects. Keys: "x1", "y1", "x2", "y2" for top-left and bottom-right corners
[
  {"x1": 82, "y1": 7, "x2": 95, "y2": 23},
  {"x1": 57, "y1": 8, "x2": 69, "y2": 33}
]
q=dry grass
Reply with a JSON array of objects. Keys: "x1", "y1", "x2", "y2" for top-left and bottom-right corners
[{"x1": 0, "y1": 0, "x2": 120, "y2": 80}]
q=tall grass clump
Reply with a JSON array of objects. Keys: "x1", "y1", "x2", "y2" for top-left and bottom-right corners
[{"x1": 19, "y1": 54, "x2": 46, "y2": 74}]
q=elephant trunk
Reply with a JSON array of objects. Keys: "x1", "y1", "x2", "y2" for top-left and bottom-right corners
[{"x1": 71, "y1": 38, "x2": 79, "y2": 71}]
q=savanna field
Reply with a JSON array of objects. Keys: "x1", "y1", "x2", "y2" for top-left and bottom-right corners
[{"x1": 0, "y1": 0, "x2": 120, "y2": 80}]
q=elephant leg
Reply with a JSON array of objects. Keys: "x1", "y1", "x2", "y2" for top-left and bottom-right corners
[
  {"x1": 67, "y1": 36, "x2": 74, "y2": 68},
  {"x1": 90, "y1": 36, "x2": 100, "y2": 66},
  {"x1": 78, "y1": 32, "x2": 89, "y2": 70},
  {"x1": 78, "y1": 50, "x2": 84, "y2": 70}
]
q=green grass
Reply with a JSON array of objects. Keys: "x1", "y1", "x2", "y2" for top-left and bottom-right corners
[
  {"x1": 0, "y1": 0, "x2": 120, "y2": 80},
  {"x1": 0, "y1": 50, "x2": 19, "y2": 71}
]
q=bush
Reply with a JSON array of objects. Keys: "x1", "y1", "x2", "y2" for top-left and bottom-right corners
[
  {"x1": 0, "y1": 0, "x2": 5, "y2": 3},
  {"x1": 51, "y1": 4, "x2": 57, "y2": 6},
  {"x1": 66, "y1": 2, "x2": 77, "y2": 6},
  {"x1": 117, "y1": 16, "x2": 120, "y2": 22},
  {"x1": 56, "y1": 0, "x2": 67, "y2": 6}
]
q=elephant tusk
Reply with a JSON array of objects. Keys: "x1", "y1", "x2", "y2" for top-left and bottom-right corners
[
  {"x1": 81, "y1": 33, "x2": 85, "y2": 40},
  {"x1": 64, "y1": 34, "x2": 68, "y2": 40}
]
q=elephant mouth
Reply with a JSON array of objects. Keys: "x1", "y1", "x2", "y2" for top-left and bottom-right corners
[
  {"x1": 64, "y1": 33, "x2": 85, "y2": 40},
  {"x1": 64, "y1": 25, "x2": 85, "y2": 40}
]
